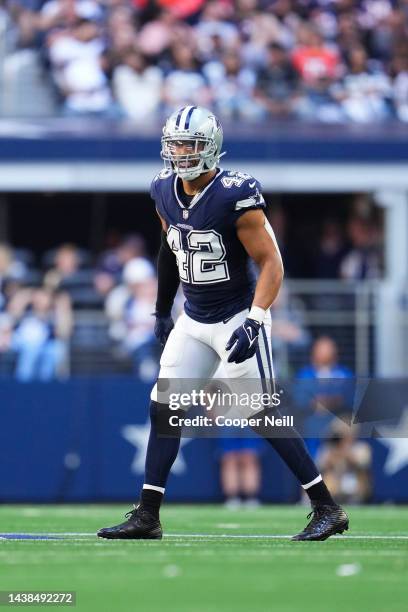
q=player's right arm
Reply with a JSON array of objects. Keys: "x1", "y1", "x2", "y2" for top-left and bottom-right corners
[
  {"x1": 154, "y1": 210, "x2": 179, "y2": 348},
  {"x1": 224, "y1": 174, "x2": 284, "y2": 364}
]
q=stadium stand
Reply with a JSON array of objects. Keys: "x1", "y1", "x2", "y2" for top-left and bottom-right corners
[{"x1": 0, "y1": 0, "x2": 407, "y2": 121}]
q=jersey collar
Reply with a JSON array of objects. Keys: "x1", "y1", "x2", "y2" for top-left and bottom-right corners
[{"x1": 173, "y1": 168, "x2": 224, "y2": 211}]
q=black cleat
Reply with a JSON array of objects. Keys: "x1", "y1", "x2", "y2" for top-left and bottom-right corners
[
  {"x1": 97, "y1": 505, "x2": 162, "y2": 540},
  {"x1": 292, "y1": 504, "x2": 349, "y2": 541}
]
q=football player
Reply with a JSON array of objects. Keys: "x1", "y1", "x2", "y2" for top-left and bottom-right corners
[{"x1": 98, "y1": 106, "x2": 349, "y2": 541}]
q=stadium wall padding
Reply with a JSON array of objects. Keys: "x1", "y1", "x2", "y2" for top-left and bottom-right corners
[
  {"x1": 0, "y1": 378, "x2": 406, "y2": 503},
  {"x1": 1, "y1": 122, "x2": 408, "y2": 162}
]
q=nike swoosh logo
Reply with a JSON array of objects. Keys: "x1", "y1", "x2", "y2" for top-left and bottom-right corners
[
  {"x1": 249, "y1": 181, "x2": 256, "y2": 188},
  {"x1": 244, "y1": 325, "x2": 257, "y2": 347}
]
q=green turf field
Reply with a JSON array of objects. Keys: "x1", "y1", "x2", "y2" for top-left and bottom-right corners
[{"x1": 0, "y1": 505, "x2": 407, "y2": 612}]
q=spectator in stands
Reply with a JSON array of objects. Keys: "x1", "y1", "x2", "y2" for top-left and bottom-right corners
[
  {"x1": 239, "y1": 2, "x2": 287, "y2": 68},
  {"x1": 265, "y1": 0, "x2": 300, "y2": 50},
  {"x1": 254, "y1": 42, "x2": 299, "y2": 117},
  {"x1": 340, "y1": 216, "x2": 382, "y2": 280},
  {"x1": 314, "y1": 219, "x2": 349, "y2": 279},
  {"x1": 39, "y1": 0, "x2": 99, "y2": 33},
  {"x1": 219, "y1": 435, "x2": 263, "y2": 509},
  {"x1": 297, "y1": 336, "x2": 353, "y2": 387},
  {"x1": 318, "y1": 419, "x2": 372, "y2": 504},
  {"x1": 295, "y1": 74, "x2": 345, "y2": 123},
  {"x1": 160, "y1": 0, "x2": 206, "y2": 20},
  {"x1": 136, "y1": 0, "x2": 206, "y2": 21},
  {"x1": 163, "y1": 42, "x2": 211, "y2": 112},
  {"x1": 136, "y1": 8, "x2": 193, "y2": 60},
  {"x1": 336, "y1": 9, "x2": 363, "y2": 60},
  {"x1": 295, "y1": 336, "x2": 353, "y2": 459},
  {"x1": 368, "y1": 2, "x2": 405, "y2": 62},
  {"x1": 43, "y1": 243, "x2": 102, "y2": 307},
  {"x1": 7, "y1": 286, "x2": 72, "y2": 381},
  {"x1": 112, "y1": 49, "x2": 163, "y2": 122},
  {"x1": 292, "y1": 25, "x2": 341, "y2": 87},
  {"x1": 44, "y1": 243, "x2": 81, "y2": 291},
  {"x1": 270, "y1": 285, "x2": 311, "y2": 377},
  {"x1": 0, "y1": 311, "x2": 13, "y2": 356},
  {"x1": 392, "y1": 51, "x2": 408, "y2": 122},
  {"x1": 0, "y1": 244, "x2": 27, "y2": 310},
  {"x1": 207, "y1": 377, "x2": 263, "y2": 508},
  {"x1": 195, "y1": 1, "x2": 238, "y2": 63},
  {"x1": 45, "y1": 5, "x2": 117, "y2": 116},
  {"x1": 305, "y1": 2, "x2": 337, "y2": 43},
  {"x1": 106, "y1": 5, "x2": 138, "y2": 61},
  {"x1": 234, "y1": 0, "x2": 258, "y2": 22},
  {"x1": 94, "y1": 234, "x2": 147, "y2": 297},
  {"x1": 136, "y1": 9, "x2": 173, "y2": 59},
  {"x1": 333, "y1": 46, "x2": 392, "y2": 123},
  {"x1": 203, "y1": 49, "x2": 259, "y2": 120},
  {"x1": 0, "y1": 245, "x2": 30, "y2": 367},
  {"x1": 290, "y1": 24, "x2": 345, "y2": 122},
  {"x1": 105, "y1": 257, "x2": 159, "y2": 381},
  {"x1": 4, "y1": 1, "x2": 38, "y2": 49}
]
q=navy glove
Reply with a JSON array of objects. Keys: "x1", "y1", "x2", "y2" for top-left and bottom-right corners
[
  {"x1": 154, "y1": 313, "x2": 174, "y2": 348},
  {"x1": 225, "y1": 318, "x2": 261, "y2": 364}
]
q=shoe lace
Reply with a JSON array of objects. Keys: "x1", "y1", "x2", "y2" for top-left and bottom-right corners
[
  {"x1": 125, "y1": 504, "x2": 139, "y2": 520},
  {"x1": 305, "y1": 506, "x2": 325, "y2": 529}
]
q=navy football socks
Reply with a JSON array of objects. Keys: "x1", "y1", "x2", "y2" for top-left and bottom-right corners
[
  {"x1": 140, "y1": 488, "x2": 163, "y2": 519},
  {"x1": 142, "y1": 400, "x2": 335, "y2": 512},
  {"x1": 142, "y1": 401, "x2": 182, "y2": 514},
  {"x1": 252, "y1": 419, "x2": 336, "y2": 506}
]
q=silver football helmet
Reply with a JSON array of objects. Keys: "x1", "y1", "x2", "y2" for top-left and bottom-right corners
[{"x1": 161, "y1": 106, "x2": 224, "y2": 181}]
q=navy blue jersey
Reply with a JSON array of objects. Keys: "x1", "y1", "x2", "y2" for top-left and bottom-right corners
[{"x1": 150, "y1": 168, "x2": 266, "y2": 323}]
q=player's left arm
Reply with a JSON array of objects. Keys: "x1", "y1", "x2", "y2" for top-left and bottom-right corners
[
  {"x1": 236, "y1": 208, "x2": 284, "y2": 311},
  {"x1": 154, "y1": 209, "x2": 178, "y2": 348},
  {"x1": 226, "y1": 209, "x2": 283, "y2": 364},
  {"x1": 150, "y1": 177, "x2": 177, "y2": 348}
]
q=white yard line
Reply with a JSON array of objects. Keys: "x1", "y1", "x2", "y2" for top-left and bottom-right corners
[
  {"x1": 1, "y1": 533, "x2": 408, "y2": 540},
  {"x1": 167, "y1": 534, "x2": 408, "y2": 540}
]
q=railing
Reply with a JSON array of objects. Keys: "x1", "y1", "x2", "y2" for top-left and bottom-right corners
[
  {"x1": 69, "y1": 280, "x2": 381, "y2": 377},
  {"x1": 271, "y1": 280, "x2": 379, "y2": 377},
  {"x1": 1, "y1": 280, "x2": 405, "y2": 377}
]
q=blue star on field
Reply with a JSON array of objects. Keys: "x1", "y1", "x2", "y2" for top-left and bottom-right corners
[
  {"x1": 122, "y1": 422, "x2": 191, "y2": 475},
  {"x1": 377, "y1": 409, "x2": 408, "y2": 475}
]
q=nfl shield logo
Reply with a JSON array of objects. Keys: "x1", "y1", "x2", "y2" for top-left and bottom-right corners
[{"x1": 183, "y1": 209, "x2": 189, "y2": 220}]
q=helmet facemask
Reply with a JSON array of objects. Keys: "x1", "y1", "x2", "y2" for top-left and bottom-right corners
[{"x1": 161, "y1": 135, "x2": 218, "y2": 181}]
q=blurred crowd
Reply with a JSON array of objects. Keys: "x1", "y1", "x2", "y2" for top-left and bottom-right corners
[
  {"x1": 273, "y1": 203, "x2": 383, "y2": 280},
  {"x1": 0, "y1": 236, "x2": 162, "y2": 381},
  {"x1": 0, "y1": 203, "x2": 383, "y2": 382},
  {"x1": 1, "y1": 0, "x2": 408, "y2": 122}
]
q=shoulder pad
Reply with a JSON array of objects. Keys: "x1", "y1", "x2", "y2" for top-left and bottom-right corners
[
  {"x1": 150, "y1": 169, "x2": 173, "y2": 201},
  {"x1": 220, "y1": 171, "x2": 258, "y2": 191},
  {"x1": 221, "y1": 171, "x2": 264, "y2": 212},
  {"x1": 153, "y1": 168, "x2": 173, "y2": 182}
]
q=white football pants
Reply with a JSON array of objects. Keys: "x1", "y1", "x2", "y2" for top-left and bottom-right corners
[{"x1": 151, "y1": 308, "x2": 273, "y2": 403}]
